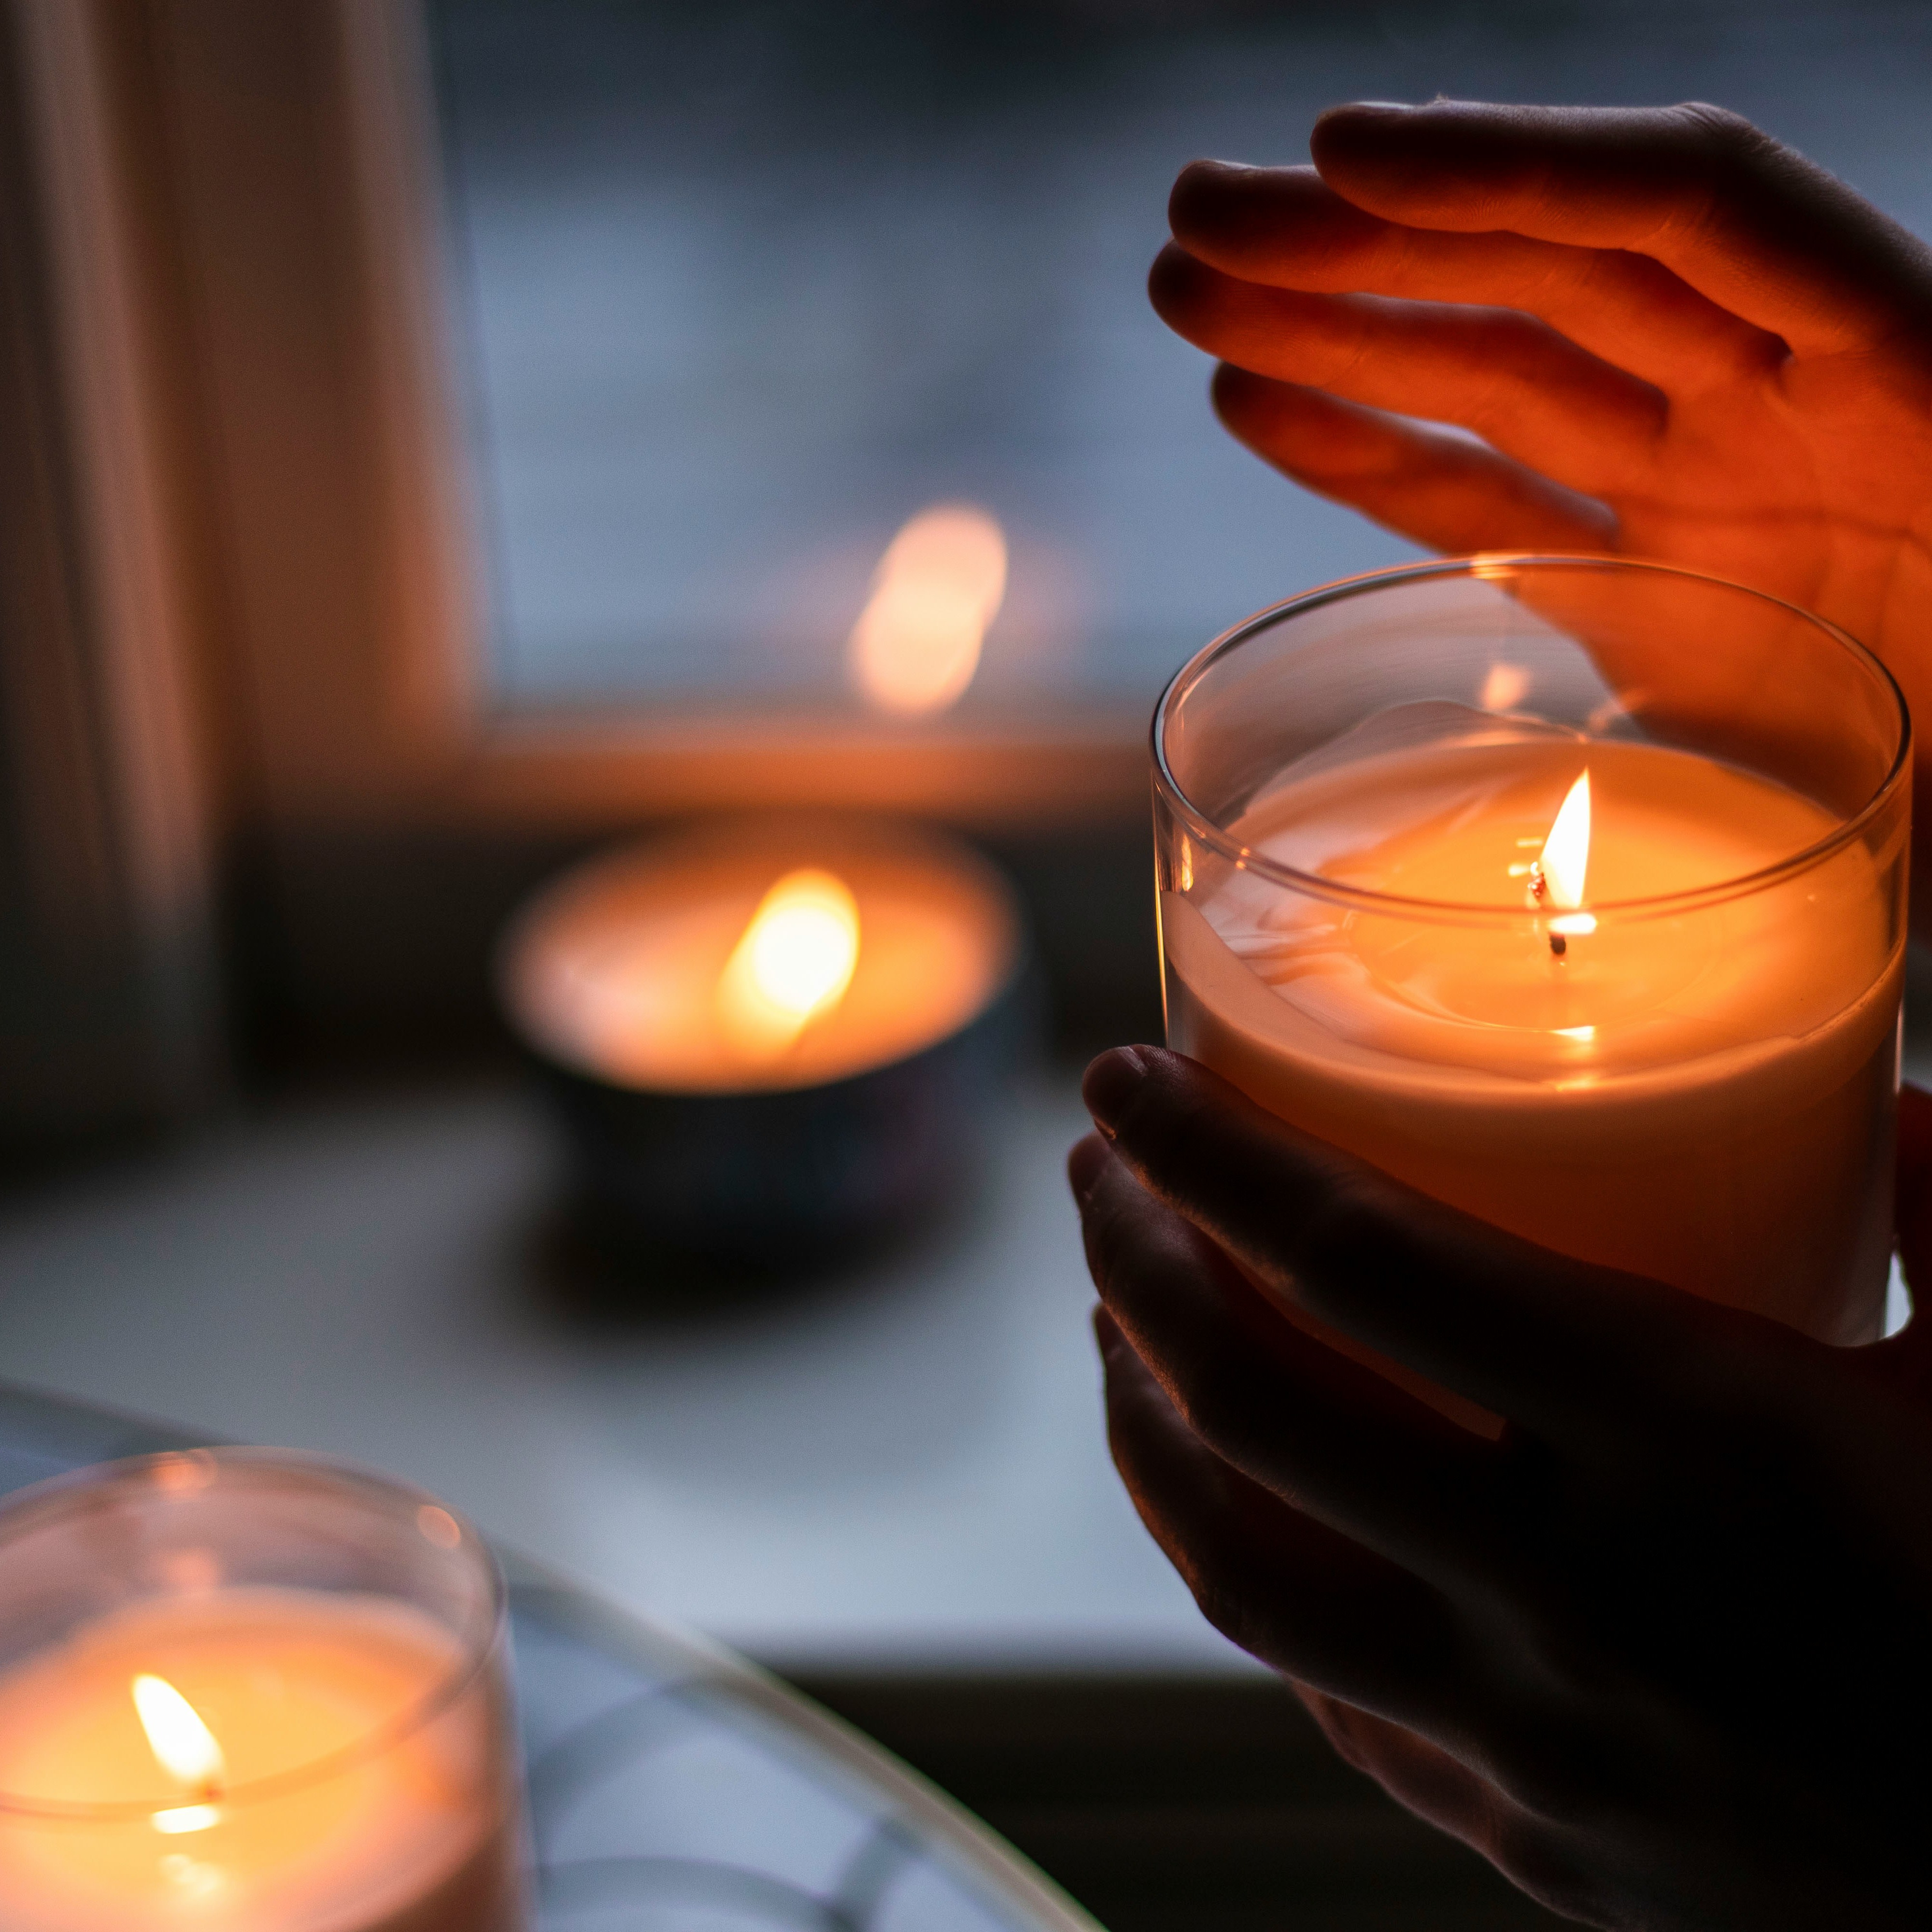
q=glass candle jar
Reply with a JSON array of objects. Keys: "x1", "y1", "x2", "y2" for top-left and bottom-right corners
[
  {"x1": 498, "y1": 815, "x2": 1029, "y2": 1269},
  {"x1": 1153, "y1": 557, "x2": 1910, "y2": 1363},
  {"x1": 0, "y1": 1449, "x2": 529, "y2": 1931}
]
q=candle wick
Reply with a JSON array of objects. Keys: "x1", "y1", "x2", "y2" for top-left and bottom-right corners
[{"x1": 1549, "y1": 932, "x2": 1567, "y2": 959}]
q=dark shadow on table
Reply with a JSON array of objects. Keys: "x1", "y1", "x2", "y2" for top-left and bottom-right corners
[
  {"x1": 514, "y1": 1172, "x2": 992, "y2": 1329},
  {"x1": 790, "y1": 1671, "x2": 1574, "y2": 1932}
]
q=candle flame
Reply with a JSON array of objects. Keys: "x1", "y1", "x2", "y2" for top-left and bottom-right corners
[
  {"x1": 848, "y1": 504, "x2": 1006, "y2": 716},
  {"x1": 134, "y1": 1675, "x2": 224, "y2": 1830},
  {"x1": 716, "y1": 869, "x2": 860, "y2": 1059},
  {"x1": 1540, "y1": 770, "x2": 1591, "y2": 910}
]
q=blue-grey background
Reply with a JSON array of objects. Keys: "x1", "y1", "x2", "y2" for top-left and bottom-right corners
[{"x1": 431, "y1": 0, "x2": 1932, "y2": 715}]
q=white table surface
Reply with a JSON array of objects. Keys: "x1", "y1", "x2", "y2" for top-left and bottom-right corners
[
  {"x1": 0, "y1": 1074, "x2": 1249, "y2": 1676},
  {"x1": 0, "y1": 1062, "x2": 1911, "y2": 1679},
  {"x1": 0, "y1": 1385, "x2": 1105, "y2": 1932}
]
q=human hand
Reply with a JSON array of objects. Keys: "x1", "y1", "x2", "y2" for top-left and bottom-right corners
[
  {"x1": 1150, "y1": 102, "x2": 1932, "y2": 880},
  {"x1": 1071, "y1": 1046, "x2": 1932, "y2": 1930}
]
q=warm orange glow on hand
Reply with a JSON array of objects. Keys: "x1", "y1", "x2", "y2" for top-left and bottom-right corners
[
  {"x1": 848, "y1": 504, "x2": 1007, "y2": 716},
  {"x1": 1150, "y1": 104, "x2": 1932, "y2": 914},
  {"x1": 716, "y1": 869, "x2": 861, "y2": 1059},
  {"x1": 133, "y1": 1674, "x2": 224, "y2": 1831}
]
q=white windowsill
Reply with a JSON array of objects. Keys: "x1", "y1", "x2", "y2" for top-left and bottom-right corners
[{"x1": 0, "y1": 1072, "x2": 1254, "y2": 1676}]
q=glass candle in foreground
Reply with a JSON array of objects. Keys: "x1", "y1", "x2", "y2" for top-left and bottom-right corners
[
  {"x1": 0, "y1": 1449, "x2": 528, "y2": 1931},
  {"x1": 1153, "y1": 558, "x2": 1909, "y2": 1396}
]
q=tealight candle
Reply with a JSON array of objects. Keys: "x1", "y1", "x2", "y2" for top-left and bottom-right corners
[
  {"x1": 499, "y1": 818, "x2": 1027, "y2": 1265},
  {"x1": 0, "y1": 1450, "x2": 528, "y2": 1931},
  {"x1": 1153, "y1": 559, "x2": 1909, "y2": 1416}
]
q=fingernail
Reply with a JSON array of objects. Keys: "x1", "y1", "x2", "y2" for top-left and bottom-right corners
[
  {"x1": 1067, "y1": 1134, "x2": 1110, "y2": 1206},
  {"x1": 1082, "y1": 1046, "x2": 1148, "y2": 1136}
]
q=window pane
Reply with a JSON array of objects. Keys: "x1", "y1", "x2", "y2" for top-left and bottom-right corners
[{"x1": 428, "y1": 0, "x2": 1932, "y2": 718}]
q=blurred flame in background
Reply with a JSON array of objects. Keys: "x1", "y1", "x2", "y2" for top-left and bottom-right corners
[
  {"x1": 716, "y1": 869, "x2": 862, "y2": 1060},
  {"x1": 848, "y1": 505, "x2": 1007, "y2": 715},
  {"x1": 133, "y1": 1674, "x2": 226, "y2": 1791},
  {"x1": 1480, "y1": 663, "x2": 1529, "y2": 713}
]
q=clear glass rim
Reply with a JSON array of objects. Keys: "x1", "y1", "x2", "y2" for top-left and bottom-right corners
[
  {"x1": 0, "y1": 1448, "x2": 505, "y2": 1822},
  {"x1": 1150, "y1": 554, "x2": 1912, "y2": 922}
]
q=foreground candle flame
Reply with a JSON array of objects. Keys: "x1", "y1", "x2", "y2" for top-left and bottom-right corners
[
  {"x1": 133, "y1": 1675, "x2": 225, "y2": 1790},
  {"x1": 1529, "y1": 770, "x2": 1595, "y2": 955},
  {"x1": 848, "y1": 504, "x2": 1007, "y2": 715},
  {"x1": 134, "y1": 1674, "x2": 225, "y2": 1832},
  {"x1": 717, "y1": 869, "x2": 861, "y2": 1059},
  {"x1": 1541, "y1": 770, "x2": 1592, "y2": 909}
]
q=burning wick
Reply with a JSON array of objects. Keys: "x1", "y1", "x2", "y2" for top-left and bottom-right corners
[
  {"x1": 1531, "y1": 770, "x2": 1594, "y2": 961},
  {"x1": 133, "y1": 1673, "x2": 226, "y2": 1834}
]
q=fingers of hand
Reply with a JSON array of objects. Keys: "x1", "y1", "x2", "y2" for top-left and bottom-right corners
[
  {"x1": 1097, "y1": 1314, "x2": 1472, "y2": 1734},
  {"x1": 1082, "y1": 1046, "x2": 1733, "y2": 1442},
  {"x1": 1210, "y1": 366, "x2": 1616, "y2": 555},
  {"x1": 1310, "y1": 99, "x2": 1932, "y2": 358},
  {"x1": 1076, "y1": 1129, "x2": 1516, "y2": 1594},
  {"x1": 1149, "y1": 242, "x2": 1665, "y2": 497},
  {"x1": 1292, "y1": 1688, "x2": 1548, "y2": 1869},
  {"x1": 1170, "y1": 160, "x2": 1781, "y2": 396}
]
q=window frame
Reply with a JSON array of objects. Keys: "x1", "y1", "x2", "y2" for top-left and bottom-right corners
[
  {"x1": 3, "y1": 0, "x2": 1161, "y2": 1090},
  {"x1": 147, "y1": 0, "x2": 1149, "y2": 840}
]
